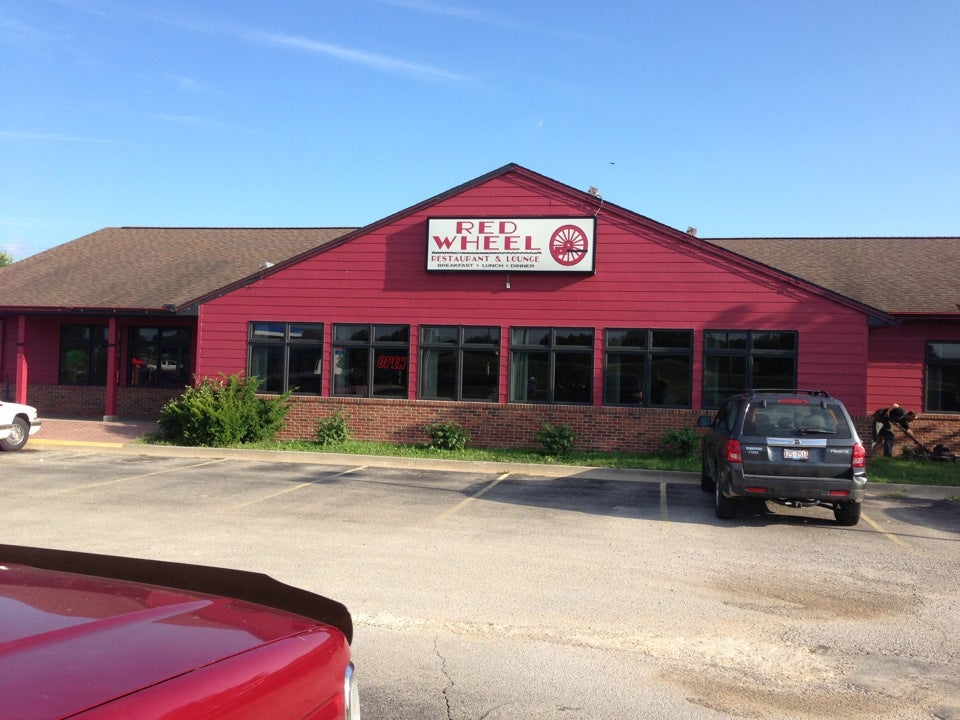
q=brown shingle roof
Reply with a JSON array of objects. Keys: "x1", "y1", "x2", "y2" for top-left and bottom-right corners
[
  {"x1": 0, "y1": 227, "x2": 355, "y2": 311},
  {"x1": 706, "y1": 237, "x2": 960, "y2": 314}
]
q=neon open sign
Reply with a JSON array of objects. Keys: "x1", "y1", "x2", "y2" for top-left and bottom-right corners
[{"x1": 377, "y1": 355, "x2": 407, "y2": 370}]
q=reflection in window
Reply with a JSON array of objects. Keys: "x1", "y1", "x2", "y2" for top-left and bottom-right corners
[
  {"x1": 420, "y1": 326, "x2": 499, "y2": 401},
  {"x1": 248, "y1": 322, "x2": 323, "y2": 394},
  {"x1": 59, "y1": 325, "x2": 108, "y2": 386},
  {"x1": 926, "y1": 341, "x2": 960, "y2": 412},
  {"x1": 510, "y1": 327, "x2": 593, "y2": 404},
  {"x1": 127, "y1": 327, "x2": 192, "y2": 388},
  {"x1": 703, "y1": 330, "x2": 797, "y2": 408},
  {"x1": 603, "y1": 329, "x2": 692, "y2": 407},
  {"x1": 332, "y1": 324, "x2": 410, "y2": 398}
]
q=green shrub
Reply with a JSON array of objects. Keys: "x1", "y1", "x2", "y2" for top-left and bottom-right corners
[
  {"x1": 425, "y1": 420, "x2": 469, "y2": 451},
  {"x1": 660, "y1": 427, "x2": 701, "y2": 457},
  {"x1": 158, "y1": 374, "x2": 290, "y2": 447},
  {"x1": 535, "y1": 422, "x2": 576, "y2": 456},
  {"x1": 316, "y1": 408, "x2": 350, "y2": 445}
]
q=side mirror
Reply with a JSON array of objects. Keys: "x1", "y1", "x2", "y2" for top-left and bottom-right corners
[{"x1": 696, "y1": 415, "x2": 713, "y2": 428}]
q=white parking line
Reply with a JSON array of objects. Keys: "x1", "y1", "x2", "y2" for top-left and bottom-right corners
[
  {"x1": 435, "y1": 473, "x2": 511, "y2": 521},
  {"x1": 41, "y1": 459, "x2": 230, "y2": 495},
  {"x1": 232, "y1": 466, "x2": 367, "y2": 509}
]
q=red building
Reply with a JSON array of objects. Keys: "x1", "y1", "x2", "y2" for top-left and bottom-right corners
[{"x1": 2, "y1": 164, "x2": 959, "y2": 452}]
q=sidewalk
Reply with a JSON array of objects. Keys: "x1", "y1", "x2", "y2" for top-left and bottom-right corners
[{"x1": 33, "y1": 417, "x2": 160, "y2": 447}]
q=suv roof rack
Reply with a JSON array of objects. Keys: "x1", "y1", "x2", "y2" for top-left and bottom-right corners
[{"x1": 746, "y1": 389, "x2": 831, "y2": 398}]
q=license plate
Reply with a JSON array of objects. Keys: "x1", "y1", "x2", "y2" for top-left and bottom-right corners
[{"x1": 783, "y1": 448, "x2": 809, "y2": 461}]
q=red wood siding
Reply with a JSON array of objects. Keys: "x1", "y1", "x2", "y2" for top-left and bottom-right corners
[
  {"x1": 0, "y1": 315, "x2": 63, "y2": 385},
  {"x1": 199, "y1": 171, "x2": 871, "y2": 413},
  {"x1": 868, "y1": 319, "x2": 960, "y2": 412}
]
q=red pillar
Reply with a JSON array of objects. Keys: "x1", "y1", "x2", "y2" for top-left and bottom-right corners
[
  {"x1": 104, "y1": 317, "x2": 118, "y2": 420},
  {"x1": 15, "y1": 315, "x2": 27, "y2": 404}
]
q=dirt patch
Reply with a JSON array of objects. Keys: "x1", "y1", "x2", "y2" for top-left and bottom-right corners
[
  {"x1": 713, "y1": 574, "x2": 916, "y2": 620},
  {"x1": 670, "y1": 673, "x2": 896, "y2": 719}
]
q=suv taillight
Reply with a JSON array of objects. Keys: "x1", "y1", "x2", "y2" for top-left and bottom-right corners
[
  {"x1": 726, "y1": 438, "x2": 742, "y2": 464},
  {"x1": 852, "y1": 442, "x2": 866, "y2": 468}
]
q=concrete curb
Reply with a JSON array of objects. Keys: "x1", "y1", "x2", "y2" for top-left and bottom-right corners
[{"x1": 26, "y1": 438, "x2": 960, "y2": 501}]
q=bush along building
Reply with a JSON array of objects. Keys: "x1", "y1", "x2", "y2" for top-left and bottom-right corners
[{"x1": 1, "y1": 164, "x2": 959, "y2": 453}]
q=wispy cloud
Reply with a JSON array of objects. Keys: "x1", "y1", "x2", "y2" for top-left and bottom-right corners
[
  {"x1": 372, "y1": 0, "x2": 514, "y2": 28},
  {"x1": 132, "y1": 7, "x2": 467, "y2": 85},
  {"x1": 247, "y1": 30, "x2": 465, "y2": 83},
  {"x1": 0, "y1": 215, "x2": 78, "y2": 228},
  {"x1": 373, "y1": 0, "x2": 612, "y2": 45},
  {"x1": 163, "y1": 73, "x2": 207, "y2": 94},
  {"x1": 0, "y1": 130, "x2": 119, "y2": 144},
  {"x1": 27, "y1": 2, "x2": 469, "y2": 85},
  {"x1": 147, "y1": 113, "x2": 248, "y2": 132}
]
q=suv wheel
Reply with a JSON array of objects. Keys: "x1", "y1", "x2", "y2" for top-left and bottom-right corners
[
  {"x1": 715, "y1": 478, "x2": 737, "y2": 520},
  {"x1": 834, "y1": 502, "x2": 861, "y2": 526},
  {"x1": 700, "y1": 457, "x2": 715, "y2": 492}
]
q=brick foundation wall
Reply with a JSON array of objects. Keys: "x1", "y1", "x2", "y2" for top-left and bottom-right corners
[
  {"x1": 282, "y1": 398, "x2": 960, "y2": 455},
  {"x1": 25, "y1": 385, "x2": 180, "y2": 419},
  {"x1": 115, "y1": 387, "x2": 181, "y2": 419},
  {"x1": 27, "y1": 385, "x2": 106, "y2": 418},
  {"x1": 281, "y1": 397, "x2": 715, "y2": 453}
]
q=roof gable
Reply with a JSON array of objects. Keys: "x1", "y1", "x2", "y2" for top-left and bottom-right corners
[{"x1": 214, "y1": 163, "x2": 891, "y2": 322}]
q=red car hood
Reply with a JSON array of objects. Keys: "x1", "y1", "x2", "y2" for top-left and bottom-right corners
[{"x1": 0, "y1": 551, "x2": 349, "y2": 719}]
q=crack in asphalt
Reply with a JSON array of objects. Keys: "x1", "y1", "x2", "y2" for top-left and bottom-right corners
[
  {"x1": 435, "y1": 636, "x2": 454, "y2": 720},
  {"x1": 434, "y1": 635, "x2": 512, "y2": 719}
]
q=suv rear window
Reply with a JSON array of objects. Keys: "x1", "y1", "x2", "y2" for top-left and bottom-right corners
[{"x1": 742, "y1": 399, "x2": 852, "y2": 439}]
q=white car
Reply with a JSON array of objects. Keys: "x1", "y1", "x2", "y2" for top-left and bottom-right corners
[{"x1": 0, "y1": 401, "x2": 41, "y2": 451}]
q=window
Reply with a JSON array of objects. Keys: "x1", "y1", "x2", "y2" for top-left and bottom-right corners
[
  {"x1": 703, "y1": 330, "x2": 797, "y2": 408},
  {"x1": 59, "y1": 325, "x2": 108, "y2": 386},
  {"x1": 248, "y1": 322, "x2": 324, "y2": 394},
  {"x1": 510, "y1": 327, "x2": 593, "y2": 404},
  {"x1": 604, "y1": 329, "x2": 692, "y2": 407},
  {"x1": 926, "y1": 341, "x2": 960, "y2": 412},
  {"x1": 128, "y1": 327, "x2": 192, "y2": 388},
  {"x1": 419, "y1": 326, "x2": 500, "y2": 401},
  {"x1": 332, "y1": 324, "x2": 409, "y2": 398}
]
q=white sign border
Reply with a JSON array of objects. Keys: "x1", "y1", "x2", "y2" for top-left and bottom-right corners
[{"x1": 426, "y1": 216, "x2": 597, "y2": 274}]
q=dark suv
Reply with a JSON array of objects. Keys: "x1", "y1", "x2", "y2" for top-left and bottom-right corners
[{"x1": 697, "y1": 390, "x2": 867, "y2": 525}]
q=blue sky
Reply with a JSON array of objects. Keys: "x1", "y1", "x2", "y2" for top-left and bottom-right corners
[{"x1": 2, "y1": 0, "x2": 958, "y2": 259}]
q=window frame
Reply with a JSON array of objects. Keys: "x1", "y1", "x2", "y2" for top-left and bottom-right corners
[
  {"x1": 331, "y1": 323, "x2": 411, "y2": 399},
  {"x1": 702, "y1": 330, "x2": 798, "y2": 409},
  {"x1": 59, "y1": 324, "x2": 109, "y2": 386},
  {"x1": 247, "y1": 322, "x2": 325, "y2": 395},
  {"x1": 127, "y1": 325, "x2": 192, "y2": 389},
  {"x1": 925, "y1": 340, "x2": 960, "y2": 412},
  {"x1": 602, "y1": 328, "x2": 693, "y2": 408},
  {"x1": 509, "y1": 327, "x2": 594, "y2": 405},
  {"x1": 418, "y1": 325, "x2": 500, "y2": 402}
]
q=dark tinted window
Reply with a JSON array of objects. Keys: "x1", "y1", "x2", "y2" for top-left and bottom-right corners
[{"x1": 742, "y1": 399, "x2": 851, "y2": 439}]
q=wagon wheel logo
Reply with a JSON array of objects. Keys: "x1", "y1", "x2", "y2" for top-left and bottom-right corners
[{"x1": 549, "y1": 225, "x2": 589, "y2": 266}]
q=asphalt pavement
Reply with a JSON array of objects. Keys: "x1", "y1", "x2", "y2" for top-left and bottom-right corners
[{"x1": 29, "y1": 417, "x2": 958, "y2": 499}]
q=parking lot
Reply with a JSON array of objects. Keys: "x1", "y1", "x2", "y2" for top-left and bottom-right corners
[{"x1": 2, "y1": 445, "x2": 959, "y2": 719}]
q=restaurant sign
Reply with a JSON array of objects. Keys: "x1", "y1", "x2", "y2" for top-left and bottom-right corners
[{"x1": 426, "y1": 217, "x2": 596, "y2": 273}]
